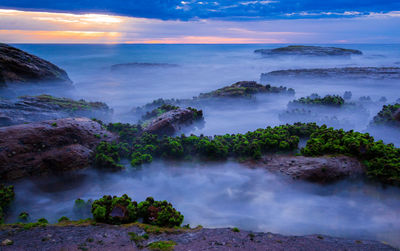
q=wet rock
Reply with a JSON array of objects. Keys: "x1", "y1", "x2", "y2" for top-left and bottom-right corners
[
  {"x1": 251, "y1": 155, "x2": 365, "y2": 183},
  {"x1": 0, "y1": 95, "x2": 112, "y2": 127},
  {"x1": 0, "y1": 117, "x2": 117, "y2": 180},
  {"x1": 0, "y1": 43, "x2": 72, "y2": 87},
  {"x1": 261, "y1": 67, "x2": 400, "y2": 82},
  {"x1": 143, "y1": 108, "x2": 202, "y2": 135},
  {"x1": 0, "y1": 224, "x2": 395, "y2": 250},
  {"x1": 394, "y1": 108, "x2": 400, "y2": 122},
  {"x1": 255, "y1": 45, "x2": 362, "y2": 57}
]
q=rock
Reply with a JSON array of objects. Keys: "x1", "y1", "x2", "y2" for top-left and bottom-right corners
[
  {"x1": 0, "y1": 95, "x2": 112, "y2": 127},
  {"x1": 0, "y1": 224, "x2": 395, "y2": 250},
  {"x1": 198, "y1": 81, "x2": 295, "y2": 98},
  {"x1": 250, "y1": 155, "x2": 365, "y2": 183},
  {"x1": 1, "y1": 239, "x2": 13, "y2": 246},
  {"x1": 394, "y1": 108, "x2": 400, "y2": 122},
  {"x1": 0, "y1": 117, "x2": 117, "y2": 180},
  {"x1": 255, "y1": 45, "x2": 362, "y2": 57},
  {"x1": 143, "y1": 108, "x2": 202, "y2": 135},
  {"x1": 261, "y1": 67, "x2": 400, "y2": 82},
  {"x1": 0, "y1": 43, "x2": 72, "y2": 86},
  {"x1": 110, "y1": 62, "x2": 179, "y2": 71}
]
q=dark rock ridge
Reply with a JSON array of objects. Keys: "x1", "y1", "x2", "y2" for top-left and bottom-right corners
[
  {"x1": 0, "y1": 95, "x2": 112, "y2": 127},
  {"x1": 261, "y1": 67, "x2": 400, "y2": 82},
  {"x1": 251, "y1": 155, "x2": 365, "y2": 183},
  {"x1": 110, "y1": 62, "x2": 179, "y2": 71},
  {"x1": 0, "y1": 224, "x2": 394, "y2": 250},
  {"x1": 143, "y1": 108, "x2": 203, "y2": 135},
  {"x1": 0, "y1": 117, "x2": 117, "y2": 180},
  {"x1": 0, "y1": 43, "x2": 72, "y2": 87},
  {"x1": 255, "y1": 45, "x2": 362, "y2": 57}
]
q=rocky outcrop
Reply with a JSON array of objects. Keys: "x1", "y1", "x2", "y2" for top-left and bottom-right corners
[
  {"x1": 143, "y1": 108, "x2": 203, "y2": 135},
  {"x1": 250, "y1": 155, "x2": 365, "y2": 183},
  {"x1": 0, "y1": 95, "x2": 112, "y2": 127},
  {"x1": 198, "y1": 81, "x2": 295, "y2": 98},
  {"x1": 394, "y1": 108, "x2": 400, "y2": 122},
  {"x1": 371, "y1": 104, "x2": 400, "y2": 128},
  {"x1": 0, "y1": 224, "x2": 394, "y2": 250},
  {"x1": 0, "y1": 43, "x2": 72, "y2": 86},
  {"x1": 261, "y1": 67, "x2": 400, "y2": 82},
  {"x1": 255, "y1": 45, "x2": 362, "y2": 57},
  {"x1": 0, "y1": 118, "x2": 117, "y2": 180},
  {"x1": 110, "y1": 62, "x2": 179, "y2": 71}
]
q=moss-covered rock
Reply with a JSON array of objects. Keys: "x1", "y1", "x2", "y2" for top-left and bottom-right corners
[
  {"x1": 371, "y1": 104, "x2": 400, "y2": 127},
  {"x1": 0, "y1": 184, "x2": 14, "y2": 223}
]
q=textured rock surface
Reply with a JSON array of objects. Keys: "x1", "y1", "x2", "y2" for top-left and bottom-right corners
[
  {"x1": 143, "y1": 108, "x2": 201, "y2": 135},
  {"x1": 0, "y1": 224, "x2": 394, "y2": 251},
  {"x1": 261, "y1": 67, "x2": 400, "y2": 82},
  {"x1": 0, "y1": 95, "x2": 112, "y2": 127},
  {"x1": 0, "y1": 43, "x2": 72, "y2": 86},
  {"x1": 249, "y1": 155, "x2": 365, "y2": 183},
  {"x1": 255, "y1": 45, "x2": 362, "y2": 57},
  {"x1": 0, "y1": 118, "x2": 117, "y2": 180}
]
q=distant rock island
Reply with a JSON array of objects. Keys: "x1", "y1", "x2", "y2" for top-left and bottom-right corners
[
  {"x1": 0, "y1": 43, "x2": 72, "y2": 87},
  {"x1": 261, "y1": 67, "x2": 400, "y2": 82},
  {"x1": 255, "y1": 45, "x2": 363, "y2": 57},
  {"x1": 110, "y1": 62, "x2": 179, "y2": 71}
]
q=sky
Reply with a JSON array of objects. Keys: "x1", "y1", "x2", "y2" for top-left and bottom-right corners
[{"x1": 0, "y1": 0, "x2": 399, "y2": 43}]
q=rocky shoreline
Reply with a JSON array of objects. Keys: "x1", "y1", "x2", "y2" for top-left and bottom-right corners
[{"x1": 0, "y1": 222, "x2": 395, "y2": 251}]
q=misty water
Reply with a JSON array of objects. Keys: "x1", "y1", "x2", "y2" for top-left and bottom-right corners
[{"x1": 3, "y1": 44, "x2": 400, "y2": 246}]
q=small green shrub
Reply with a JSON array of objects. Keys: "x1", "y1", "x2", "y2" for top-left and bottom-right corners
[
  {"x1": 137, "y1": 197, "x2": 184, "y2": 228},
  {"x1": 147, "y1": 240, "x2": 176, "y2": 251},
  {"x1": 58, "y1": 216, "x2": 70, "y2": 223},
  {"x1": 232, "y1": 227, "x2": 240, "y2": 232}
]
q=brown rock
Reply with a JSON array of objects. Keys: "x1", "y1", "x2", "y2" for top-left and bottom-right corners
[
  {"x1": 143, "y1": 108, "x2": 200, "y2": 135},
  {"x1": 0, "y1": 43, "x2": 72, "y2": 86},
  {"x1": 394, "y1": 108, "x2": 400, "y2": 122},
  {"x1": 249, "y1": 155, "x2": 365, "y2": 183},
  {"x1": 0, "y1": 117, "x2": 117, "y2": 180}
]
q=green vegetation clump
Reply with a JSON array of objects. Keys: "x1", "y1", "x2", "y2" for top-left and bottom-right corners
[
  {"x1": 91, "y1": 195, "x2": 183, "y2": 227},
  {"x1": 232, "y1": 227, "x2": 240, "y2": 232},
  {"x1": 137, "y1": 197, "x2": 184, "y2": 228},
  {"x1": 141, "y1": 104, "x2": 180, "y2": 121},
  {"x1": 94, "y1": 141, "x2": 130, "y2": 170},
  {"x1": 289, "y1": 94, "x2": 345, "y2": 107},
  {"x1": 130, "y1": 123, "x2": 319, "y2": 166},
  {"x1": 0, "y1": 184, "x2": 14, "y2": 223},
  {"x1": 301, "y1": 126, "x2": 400, "y2": 184},
  {"x1": 106, "y1": 122, "x2": 142, "y2": 144},
  {"x1": 147, "y1": 240, "x2": 177, "y2": 251},
  {"x1": 58, "y1": 216, "x2": 70, "y2": 223},
  {"x1": 18, "y1": 212, "x2": 29, "y2": 221},
  {"x1": 91, "y1": 194, "x2": 138, "y2": 224},
  {"x1": 372, "y1": 103, "x2": 400, "y2": 127}
]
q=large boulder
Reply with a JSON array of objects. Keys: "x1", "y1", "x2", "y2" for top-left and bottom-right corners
[
  {"x1": 0, "y1": 95, "x2": 112, "y2": 127},
  {"x1": 143, "y1": 108, "x2": 202, "y2": 135},
  {"x1": 251, "y1": 155, "x2": 365, "y2": 183},
  {"x1": 255, "y1": 45, "x2": 362, "y2": 57},
  {"x1": 0, "y1": 118, "x2": 117, "y2": 180},
  {"x1": 0, "y1": 43, "x2": 72, "y2": 86}
]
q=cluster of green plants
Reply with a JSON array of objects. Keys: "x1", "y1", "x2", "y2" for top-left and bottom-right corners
[
  {"x1": 91, "y1": 195, "x2": 184, "y2": 227},
  {"x1": 289, "y1": 94, "x2": 345, "y2": 107},
  {"x1": 130, "y1": 123, "x2": 319, "y2": 166},
  {"x1": 20, "y1": 94, "x2": 109, "y2": 111},
  {"x1": 147, "y1": 240, "x2": 176, "y2": 251},
  {"x1": 0, "y1": 184, "x2": 14, "y2": 223},
  {"x1": 94, "y1": 141, "x2": 130, "y2": 170},
  {"x1": 301, "y1": 126, "x2": 400, "y2": 183},
  {"x1": 372, "y1": 103, "x2": 400, "y2": 127}
]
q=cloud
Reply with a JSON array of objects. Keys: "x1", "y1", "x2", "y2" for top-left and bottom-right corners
[
  {"x1": 0, "y1": 8, "x2": 400, "y2": 44},
  {"x1": 0, "y1": 0, "x2": 399, "y2": 20}
]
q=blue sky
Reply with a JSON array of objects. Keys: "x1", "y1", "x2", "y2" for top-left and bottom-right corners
[
  {"x1": 0, "y1": 1, "x2": 399, "y2": 43},
  {"x1": 1, "y1": 0, "x2": 400, "y2": 20}
]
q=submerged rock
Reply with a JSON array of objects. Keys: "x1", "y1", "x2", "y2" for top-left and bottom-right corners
[
  {"x1": 252, "y1": 155, "x2": 365, "y2": 183},
  {"x1": 0, "y1": 95, "x2": 112, "y2": 127},
  {"x1": 110, "y1": 62, "x2": 179, "y2": 71},
  {"x1": 143, "y1": 108, "x2": 203, "y2": 135},
  {"x1": 0, "y1": 118, "x2": 117, "y2": 180},
  {"x1": 0, "y1": 43, "x2": 72, "y2": 86},
  {"x1": 255, "y1": 45, "x2": 362, "y2": 57},
  {"x1": 261, "y1": 67, "x2": 400, "y2": 82}
]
